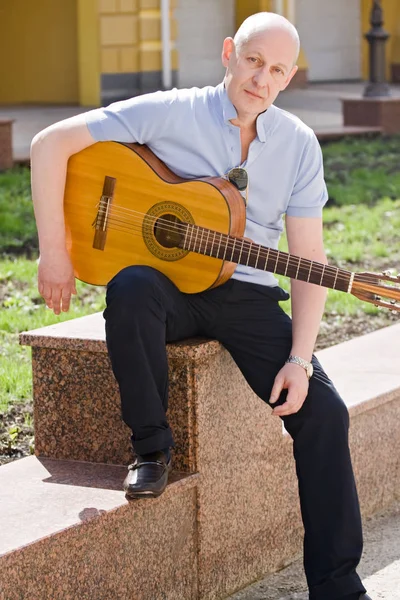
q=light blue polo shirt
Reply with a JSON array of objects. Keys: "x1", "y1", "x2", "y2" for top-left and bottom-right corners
[{"x1": 85, "y1": 82, "x2": 328, "y2": 288}]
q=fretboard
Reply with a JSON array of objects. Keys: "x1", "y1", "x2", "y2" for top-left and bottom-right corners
[{"x1": 182, "y1": 224, "x2": 352, "y2": 293}]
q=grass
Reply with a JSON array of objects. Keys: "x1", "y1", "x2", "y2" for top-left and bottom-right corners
[
  {"x1": 322, "y1": 135, "x2": 400, "y2": 205},
  {"x1": 0, "y1": 167, "x2": 37, "y2": 254},
  {"x1": 0, "y1": 258, "x2": 105, "y2": 413},
  {"x1": 1, "y1": 136, "x2": 400, "y2": 414}
]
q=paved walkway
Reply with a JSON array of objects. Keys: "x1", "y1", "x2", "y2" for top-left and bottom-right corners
[
  {"x1": 2, "y1": 82, "x2": 400, "y2": 162},
  {"x1": 226, "y1": 500, "x2": 400, "y2": 600}
]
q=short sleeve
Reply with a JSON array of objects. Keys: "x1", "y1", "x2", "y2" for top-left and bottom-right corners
[
  {"x1": 85, "y1": 88, "x2": 178, "y2": 144},
  {"x1": 286, "y1": 133, "x2": 328, "y2": 218}
]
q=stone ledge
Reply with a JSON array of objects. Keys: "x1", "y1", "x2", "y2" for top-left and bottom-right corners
[
  {"x1": 16, "y1": 316, "x2": 400, "y2": 599},
  {"x1": 0, "y1": 456, "x2": 199, "y2": 599},
  {"x1": 20, "y1": 315, "x2": 400, "y2": 417},
  {"x1": 316, "y1": 323, "x2": 400, "y2": 413},
  {"x1": 0, "y1": 455, "x2": 198, "y2": 557},
  {"x1": 20, "y1": 311, "x2": 221, "y2": 360},
  {"x1": 342, "y1": 95, "x2": 400, "y2": 134}
]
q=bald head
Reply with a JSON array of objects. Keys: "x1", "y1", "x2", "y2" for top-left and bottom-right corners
[{"x1": 234, "y1": 12, "x2": 300, "y2": 65}]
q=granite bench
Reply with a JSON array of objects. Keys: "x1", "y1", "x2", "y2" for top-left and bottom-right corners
[{"x1": 0, "y1": 315, "x2": 399, "y2": 600}]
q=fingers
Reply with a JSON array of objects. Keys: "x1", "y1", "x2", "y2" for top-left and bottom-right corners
[
  {"x1": 38, "y1": 280, "x2": 75, "y2": 314},
  {"x1": 272, "y1": 387, "x2": 305, "y2": 417},
  {"x1": 269, "y1": 374, "x2": 284, "y2": 405},
  {"x1": 61, "y1": 290, "x2": 72, "y2": 312}
]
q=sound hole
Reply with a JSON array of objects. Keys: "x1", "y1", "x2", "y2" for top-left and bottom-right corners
[{"x1": 154, "y1": 213, "x2": 184, "y2": 248}]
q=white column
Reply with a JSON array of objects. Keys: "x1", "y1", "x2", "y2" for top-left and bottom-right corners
[
  {"x1": 286, "y1": 0, "x2": 296, "y2": 23},
  {"x1": 161, "y1": 0, "x2": 172, "y2": 89},
  {"x1": 274, "y1": 0, "x2": 284, "y2": 15}
]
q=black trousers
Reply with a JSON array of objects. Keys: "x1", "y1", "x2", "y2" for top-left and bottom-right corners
[{"x1": 104, "y1": 265, "x2": 366, "y2": 600}]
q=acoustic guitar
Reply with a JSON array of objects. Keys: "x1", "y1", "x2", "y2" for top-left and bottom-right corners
[{"x1": 64, "y1": 141, "x2": 400, "y2": 312}]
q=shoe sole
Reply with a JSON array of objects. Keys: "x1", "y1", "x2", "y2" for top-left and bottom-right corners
[
  {"x1": 124, "y1": 461, "x2": 172, "y2": 499},
  {"x1": 125, "y1": 489, "x2": 164, "y2": 499}
]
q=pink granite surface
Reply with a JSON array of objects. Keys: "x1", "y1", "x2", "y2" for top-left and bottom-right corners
[
  {"x1": 21, "y1": 312, "x2": 219, "y2": 472},
  {"x1": 193, "y1": 348, "x2": 303, "y2": 600},
  {"x1": 29, "y1": 345, "x2": 200, "y2": 472},
  {"x1": 17, "y1": 316, "x2": 400, "y2": 600},
  {"x1": 0, "y1": 456, "x2": 199, "y2": 600}
]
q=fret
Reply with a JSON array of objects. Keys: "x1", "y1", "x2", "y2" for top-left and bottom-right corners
[
  {"x1": 347, "y1": 272, "x2": 354, "y2": 293},
  {"x1": 198, "y1": 228, "x2": 205, "y2": 254},
  {"x1": 238, "y1": 239, "x2": 245, "y2": 264},
  {"x1": 193, "y1": 226, "x2": 200, "y2": 253},
  {"x1": 246, "y1": 242, "x2": 252, "y2": 266},
  {"x1": 216, "y1": 232, "x2": 223, "y2": 259},
  {"x1": 274, "y1": 250, "x2": 280, "y2": 273},
  {"x1": 210, "y1": 230, "x2": 217, "y2": 258},
  {"x1": 264, "y1": 247, "x2": 271, "y2": 271},
  {"x1": 319, "y1": 264, "x2": 326, "y2": 286},
  {"x1": 183, "y1": 223, "x2": 189, "y2": 250},
  {"x1": 295, "y1": 256, "x2": 301, "y2": 280},
  {"x1": 283, "y1": 253, "x2": 290, "y2": 277},
  {"x1": 307, "y1": 261, "x2": 313, "y2": 283},
  {"x1": 332, "y1": 267, "x2": 339, "y2": 290},
  {"x1": 222, "y1": 235, "x2": 229, "y2": 261},
  {"x1": 204, "y1": 229, "x2": 211, "y2": 256},
  {"x1": 255, "y1": 244, "x2": 261, "y2": 269},
  {"x1": 230, "y1": 238, "x2": 237, "y2": 262},
  {"x1": 188, "y1": 224, "x2": 194, "y2": 251}
]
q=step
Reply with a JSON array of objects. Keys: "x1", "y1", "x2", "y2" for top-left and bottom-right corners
[{"x1": 0, "y1": 455, "x2": 199, "y2": 600}]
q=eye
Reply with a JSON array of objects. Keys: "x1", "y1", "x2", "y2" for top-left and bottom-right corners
[
  {"x1": 273, "y1": 67, "x2": 284, "y2": 75},
  {"x1": 248, "y1": 57, "x2": 260, "y2": 64}
]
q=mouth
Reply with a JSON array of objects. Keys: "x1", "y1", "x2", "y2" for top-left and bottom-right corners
[{"x1": 244, "y1": 90, "x2": 264, "y2": 99}]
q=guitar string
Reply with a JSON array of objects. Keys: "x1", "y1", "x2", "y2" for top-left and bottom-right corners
[
  {"x1": 91, "y1": 202, "x2": 399, "y2": 286},
  {"x1": 92, "y1": 217, "x2": 400, "y2": 295},
  {"x1": 91, "y1": 210, "x2": 398, "y2": 288},
  {"x1": 99, "y1": 221, "x2": 400, "y2": 303},
  {"x1": 101, "y1": 213, "x2": 345, "y2": 280}
]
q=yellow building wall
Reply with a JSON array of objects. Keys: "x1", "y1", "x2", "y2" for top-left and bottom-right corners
[
  {"x1": 0, "y1": 0, "x2": 79, "y2": 104},
  {"x1": 77, "y1": 0, "x2": 100, "y2": 107},
  {"x1": 361, "y1": 0, "x2": 400, "y2": 80},
  {"x1": 98, "y1": 0, "x2": 178, "y2": 76}
]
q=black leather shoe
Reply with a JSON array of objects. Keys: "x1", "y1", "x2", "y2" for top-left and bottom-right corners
[
  {"x1": 360, "y1": 595, "x2": 372, "y2": 600},
  {"x1": 123, "y1": 450, "x2": 172, "y2": 499}
]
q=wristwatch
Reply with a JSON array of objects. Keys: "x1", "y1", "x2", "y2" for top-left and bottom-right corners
[{"x1": 285, "y1": 355, "x2": 314, "y2": 379}]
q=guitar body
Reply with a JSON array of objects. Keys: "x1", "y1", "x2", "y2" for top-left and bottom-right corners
[{"x1": 64, "y1": 142, "x2": 246, "y2": 293}]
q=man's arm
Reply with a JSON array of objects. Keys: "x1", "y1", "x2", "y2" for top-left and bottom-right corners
[
  {"x1": 30, "y1": 114, "x2": 96, "y2": 314},
  {"x1": 270, "y1": 215, "x2": 328, "y2": 416}
]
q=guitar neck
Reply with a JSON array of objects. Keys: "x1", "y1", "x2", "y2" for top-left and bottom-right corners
[{"x1": 182, "y1": 224, "x2": 353, "y2": 293}]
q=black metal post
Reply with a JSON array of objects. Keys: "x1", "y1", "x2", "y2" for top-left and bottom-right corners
[{"x1": 364, "y1": 0, "x2": 390, "y2": 97}]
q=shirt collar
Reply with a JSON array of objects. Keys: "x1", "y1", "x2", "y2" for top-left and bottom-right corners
[{"x1": 216, "y1": 81, "x2": 276, "y2": 143}]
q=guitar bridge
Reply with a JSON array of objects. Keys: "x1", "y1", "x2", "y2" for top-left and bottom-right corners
[{"x1": 92, "y1": 176, "x2": 116, "y2": 250}]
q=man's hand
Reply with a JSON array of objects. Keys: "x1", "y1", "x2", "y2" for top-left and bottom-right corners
[
  {"x1": 269, "y1": 362, "x2": 309, "y2": 417},
  {"x1": 38, "y1": 251, "x2": 77, "y2": 315}
]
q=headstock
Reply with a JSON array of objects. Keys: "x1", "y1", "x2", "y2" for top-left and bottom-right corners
[{"x1": 352, "y1": 270, "x2": 400, "y2": 312}]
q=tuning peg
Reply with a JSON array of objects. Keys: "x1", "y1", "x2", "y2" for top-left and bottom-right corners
[
  {"x1": 382, "y1": 270, "x2": 392, "y2": 276},
  {"x1": 390, "y1": 299, "x2": 397, "y2": 305}
]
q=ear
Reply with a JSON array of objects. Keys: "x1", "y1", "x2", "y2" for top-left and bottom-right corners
[
  {"x1": 221, "y1": 37, "x2": 235, "y2": 68},
  {"x1": 281, "y1": 65, "x2": 298, "y2": 91}
]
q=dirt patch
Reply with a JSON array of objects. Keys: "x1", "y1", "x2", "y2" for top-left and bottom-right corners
[{"x1": 0, "y1": 402, "x2": 34, "y2": 466}]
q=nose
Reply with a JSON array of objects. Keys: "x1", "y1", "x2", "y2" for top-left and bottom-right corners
[{"x1": 253, "y1": 65, "x2": 272, "y2": 88}]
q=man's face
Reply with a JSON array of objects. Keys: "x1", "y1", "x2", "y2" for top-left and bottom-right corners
[{"x1": 222, "y1": 29, "x2": 298, "y2": 121}]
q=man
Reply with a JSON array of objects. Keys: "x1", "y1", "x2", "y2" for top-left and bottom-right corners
[{"x1": 30, "y1": 11, "x2": 371, "y2": 600}]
